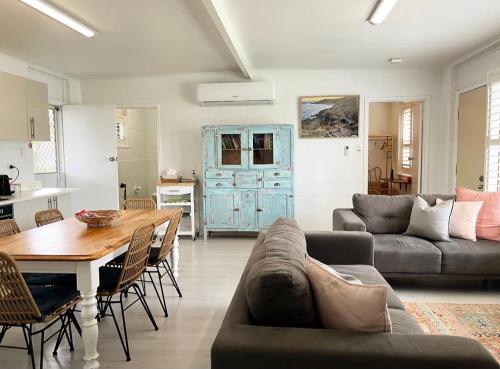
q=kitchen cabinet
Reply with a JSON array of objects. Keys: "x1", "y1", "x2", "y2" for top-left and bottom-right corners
[
  {"x1": 202, "y1": 124, "x2": 294, "y2": 238},
  {"x1": 26, "y1": 79, "x2": 50, "y2": 141},
  {"x1": 0, "y1": 70, "x2": 50, "y2": 141}
]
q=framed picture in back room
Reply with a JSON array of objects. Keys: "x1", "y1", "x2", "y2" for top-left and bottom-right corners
[{"x1": 299, "y1": 95, "x2": 359, "y2": 138}]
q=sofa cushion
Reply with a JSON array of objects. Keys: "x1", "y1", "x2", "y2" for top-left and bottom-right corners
[
  {"x1": 433, "y1": 237, "x2": 500, "y2": 275},
  {"x1": 374, "y1": 234, "x2": 442, "y2": 273},
  {"x1": 332, "y1": 264, "x2": 404, "y2": 310},
  {"x1": 352, "y1": 194, "x2": 455, "y2": 234},
  {"x1": 404, "y1": 196, "x2": 454, "y2": 241},
  {"x1": 245, "y1": 218, "x2": 317, "y2": 328},
  {"x1": 389, "y1": 308, "x2": 424, "y2": 334},
  {"x1": 306, "y1": 257, "x2": 392, "y2": 333}
]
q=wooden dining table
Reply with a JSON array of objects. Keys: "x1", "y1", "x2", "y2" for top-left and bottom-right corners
[{"x1": 0, "y1": 209, "x2": 180, "y2": 369}]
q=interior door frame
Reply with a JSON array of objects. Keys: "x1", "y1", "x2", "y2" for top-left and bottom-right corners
[
  {"x1": 363, "y1": 96, "x2": 429, "y2": 194},
  {"x1": 452, "y1": 82, "x2": 488, "y2": 190},
  {"x1": 115, "y1": 104, "x2": 162, "y2": 180}
]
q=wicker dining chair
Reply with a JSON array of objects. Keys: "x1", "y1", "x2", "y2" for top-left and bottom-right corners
[
  {"x1": 96, "y1": 222, "x2": 158, "y2": 361},
  {"x1": 0, "y1": 219, "x2": 20, "y2": 237},
  {"x1": 34, "y1": 209, "x2": 64, "y2": 227},
  {"x1": 123, "y1": 198, "x2": 156, "y2": 210},
  {"x1": 143, "y1": 208, "x2": 183, "y2": 316},
  {"x1": 0, "y1": 219, "x2": 75, "y2": 288},
  {"x1": 0, "y1": 252, "x2": 81, "y2": 369}
]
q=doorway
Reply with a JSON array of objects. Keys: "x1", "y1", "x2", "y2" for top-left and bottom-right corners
[
  {"x1": 115, "y1": 107, "x2": 158, "y2": 209},
  {"x1": 456, "y1": 86, "x2": 487, "y2": 191},
  {"x1": 367, "y1": 101, "x2": 422, "y2": 195}
]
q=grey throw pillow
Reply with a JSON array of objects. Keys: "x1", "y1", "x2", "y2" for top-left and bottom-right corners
[{"x1": 404, "y1": 196, "x2": 454, "y2": 241}]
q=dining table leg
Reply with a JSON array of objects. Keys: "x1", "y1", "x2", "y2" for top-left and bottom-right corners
[
  {"x1": 171, "y1": 234, "x2": 180, "y2": 280},
  {"x1": 77, "y1": 262, "x2": 100, "y2": 369}
]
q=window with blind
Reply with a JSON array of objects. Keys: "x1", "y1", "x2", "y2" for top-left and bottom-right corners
[
  {"x1": 487, "y1": 74, "x2": 500, "y2": 192},
  {"x1": 400, "y1": 105, "x2": 413, "y2": 172}
]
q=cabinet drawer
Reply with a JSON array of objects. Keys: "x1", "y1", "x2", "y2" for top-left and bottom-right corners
[
  {"x1": 205, "y1": 179, "x2": 234, "y2": 189},
  {"x1": 263, "y1": 180, "x2": 291, "y2": 189},
  {"x1": 263, "y1": 169, "x2": 291, "y2": 178},
  {"x1": 206, "y1": 170, "x2": 233, "y2": 179}
]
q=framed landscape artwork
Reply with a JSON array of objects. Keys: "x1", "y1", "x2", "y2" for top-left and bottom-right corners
[{"x1": 299, "y1": 95, "x2": 360, "y2": 138}]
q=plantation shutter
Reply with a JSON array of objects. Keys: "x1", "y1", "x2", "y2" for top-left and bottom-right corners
[
  {"x1": 487, "y1": 70, "x2": 500, "y2": 192},
  {"x1": 400, "y1": 104, "x2": 413, "y2": 172}
]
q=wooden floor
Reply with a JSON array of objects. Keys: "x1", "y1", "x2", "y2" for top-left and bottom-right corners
[{"x1": 1, "y1": 236, "x2": 499, "y2": 369}]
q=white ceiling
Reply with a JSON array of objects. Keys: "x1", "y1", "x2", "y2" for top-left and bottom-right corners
[
  {"x1": 223, "y1": 0, "x2": 500, "y2": 69},
  {"x1": 0, "y1": 0, "x2": 500, "y2": 78},
  {"x1": 0, "y1": 0, "x2": 238, "y2": 78}
]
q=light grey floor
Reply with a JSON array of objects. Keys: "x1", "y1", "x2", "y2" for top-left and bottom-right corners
[{"x1": 1, "y1": 236, "x2": 498, "y2": 369}]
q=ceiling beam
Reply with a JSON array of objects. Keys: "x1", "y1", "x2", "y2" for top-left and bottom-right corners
[{"x1": 201, "y1": 0, "x2": 253, "y2": 79}]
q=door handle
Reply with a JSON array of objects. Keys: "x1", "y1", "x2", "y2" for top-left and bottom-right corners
[
  {"x1": 109, "y1": 156, "x2": 118, "y2": 162},
  {"x1": 233, "y1": 208, "x2": 240, "y2": 212},
  {"x1": 30, "y1": 117, "x2": 35, "y2": 139},
  {"x1": 256, "y1": 208, "x2": 263, "y2": 212},
  {"x1": 274, "y1": 183, "x2": 281, "y2": 187},
  {"x1": 274, "y1": 172, "x2": 280, "y2": 176},
  {"x1": 215, "y1": 183, "x2": 222, "y2": 187}
]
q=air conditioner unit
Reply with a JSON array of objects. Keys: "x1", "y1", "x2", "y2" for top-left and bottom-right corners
[{"x1": 197, "y1": 82, "x2": 276, "y2": 106}]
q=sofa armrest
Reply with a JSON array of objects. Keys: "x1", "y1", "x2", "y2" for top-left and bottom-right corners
[
  {"x1": 305, "y1": 231, "x2": 374, "y2": 266},
  {"x1": 333, "y1": 209, "x2": 366, "y2": 231},
  {"x1": 212, "y1": 325, "x2": 499, "y2": 369}
]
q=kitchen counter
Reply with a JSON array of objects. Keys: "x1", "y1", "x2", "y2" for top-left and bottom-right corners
[{"x1": 0, "y1": 188, "x2": 78, "y2": 206}]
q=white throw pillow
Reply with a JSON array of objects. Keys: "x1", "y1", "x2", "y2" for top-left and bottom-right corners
[
  {"x1": 305, "y1": 256, "x2": 392, "y2": 333},
  {"x1": 436, "y1": 199, "x2": 483, "y2": 241},
  {"x1": 404, "y1": 196, "x2": 454, "y2": 241}
]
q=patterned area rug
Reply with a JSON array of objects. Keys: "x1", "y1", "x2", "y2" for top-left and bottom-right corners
[{"x1": 405, "y1": 302, "x2": 500, "y2": 362}]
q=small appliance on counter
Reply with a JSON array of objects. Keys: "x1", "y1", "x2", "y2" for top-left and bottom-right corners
[{"x1": 0, "y1": 175, "x2": 14, "y2": 200}]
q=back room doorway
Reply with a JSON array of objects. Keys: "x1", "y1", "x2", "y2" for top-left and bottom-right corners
[
  {"x1": 367, "y1": 100, "x2": 423, "y2": 195},
  {"x1": 115, "y1": 107, "x2": 159, "y2": 209}
]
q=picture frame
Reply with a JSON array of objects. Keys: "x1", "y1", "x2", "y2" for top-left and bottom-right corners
[{"x1": 299, "y1": 95, "x2": 360, "y2": 138}]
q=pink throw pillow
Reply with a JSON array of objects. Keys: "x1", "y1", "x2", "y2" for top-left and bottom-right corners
[
  {"x1": 456, "y1": 187, "x2": 500, "y2": 242},
  {"x1": 437, "y1": 199, "x2": 483, "y2": 241}
]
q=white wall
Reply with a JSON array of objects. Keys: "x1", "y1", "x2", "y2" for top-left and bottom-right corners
[
  {"x1": 444, "y1": 46, "x2": 500, "y2": 191},
  {"x1": 81, "y1": 68, "x2": 445, "y2": 230},
  {"x1": 0, "y1": 52, "x2": 81, "y2": 185}
]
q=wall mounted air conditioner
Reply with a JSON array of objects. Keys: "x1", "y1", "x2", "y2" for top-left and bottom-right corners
[{"x1": 197, "y1": 82, "x2": 276, "y2": 106}]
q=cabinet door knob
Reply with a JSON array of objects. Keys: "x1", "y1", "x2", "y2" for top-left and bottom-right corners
[
  {"x1": 216, "y1": 183, "x2": 222, "y2": 187},
  {"x1": 274, "y1": 172, "x2": 280, "y2": 176},
  {"x1": 274, "y1": 183, "x2": 281, "y2": 187},
  {"x1": 256, "y1": 208, "x2": 263, "y2": 212},
  {"x1": 233, "y1": 208, "x2": 240, "y2": 212},
  {"x1": 216, "y1": 173, "x2": 222, "y2": 177}
]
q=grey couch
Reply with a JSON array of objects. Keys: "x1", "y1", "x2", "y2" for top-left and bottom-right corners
[
  {"x1": 211, "y1": 228, "x2": 498, "y2": 369},
  {"x1": 333, "y1": 194, "x2": 500, "y2": 279}
]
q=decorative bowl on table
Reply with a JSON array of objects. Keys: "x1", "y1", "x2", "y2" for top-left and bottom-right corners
[{"x1": 75, "y1": 210, "x2": 123, "y2": 228}]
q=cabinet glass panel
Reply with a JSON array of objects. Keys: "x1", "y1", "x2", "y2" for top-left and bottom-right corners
[
  {"x1": 252, "y1": 133, "x2": 274, "y2": 165},
  {"x1": 221, "y1": 133, "x2": 242, "y2": 165}
]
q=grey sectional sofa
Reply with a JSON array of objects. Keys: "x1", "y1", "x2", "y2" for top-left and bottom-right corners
[
  {"x1": 333, "y1": 193, "x2": 500, "y2": 279},
  {"x1": 211, "y1": 227, "x2": 498, "y2": 369}
]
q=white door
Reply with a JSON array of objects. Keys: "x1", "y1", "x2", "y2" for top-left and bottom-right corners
[{"x1": 62, "y1": 105, "x2": 119, "y2": 212}]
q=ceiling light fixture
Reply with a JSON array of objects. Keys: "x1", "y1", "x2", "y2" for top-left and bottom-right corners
[
  {"x1": 19, "y1": 0, "x2": 97, "y2": 37},
  {"x1": 388, "y1": 57, "x2": 403, "y2": 64},
  {"x1": 368, "y1": 0, "x2": 398, "y2": 25}
]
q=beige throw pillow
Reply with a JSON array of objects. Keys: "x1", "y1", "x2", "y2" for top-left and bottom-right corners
[
  {"x1": 436, "y1": 199, "x2": 483, "y2": 241},
  {"x1": 305, "y1": 256, "x2": 392, "y2": 333}
]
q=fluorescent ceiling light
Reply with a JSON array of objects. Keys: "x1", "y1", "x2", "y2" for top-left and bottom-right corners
[
  {"x1": 388, "y1": 57, "x2": 403, "y2": 64},
  {"x1": 369, "y1": 0, "x2": 398, "y2": 25},
  {"x1": 19, "y1": 0, "x2": 97, "y2": 37}
]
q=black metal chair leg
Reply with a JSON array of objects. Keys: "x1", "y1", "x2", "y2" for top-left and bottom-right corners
[
  {"x1": 39, "y1": 330, "x2": 45, "y2": 369},
  {"x1": 53, "y1": 315, "x2": 67, "y2": 355},
  {"x1": 132, "y1": 284, "x2": 158, "y2": 330},
  {"x1": 21, "y1": 326, "x2": 30, "y2": 353},
  {"x1": 164, "y1": 260, "x2": 182, "y2": 297},
  {"x1": 69, "y1": 309, "x2": 82, "y2": 337},
  {"x1": 147, "y1": 269, "x2": 168, "y2": 317},
  {"x1": 67, "y1": 314, "x2": 75, "y2": 351},
  {"x1": 108, "y1": 295, "x2": 131, "y2": 361},
  {"x1": 27, "y1": 325, "x2": 35, "y2": 369},
  {"x1": 0, "y1": 325, "x2": 8, "y2": 344}
]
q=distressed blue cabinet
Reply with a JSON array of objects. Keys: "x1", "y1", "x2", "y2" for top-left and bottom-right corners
[{"x1": 202, "y1": 124, "x2": 294, "y2": 238}]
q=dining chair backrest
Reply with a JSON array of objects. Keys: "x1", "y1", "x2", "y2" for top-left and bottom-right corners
[
  {"x1": 0, "y1": 219, "x2": 20, "y2": 238},
  {"x1": 35, "y1": 209, "x2": 64, "y2": 227},
  {"x1": 116, "y1": 222, "x2": 156, "y2": 292},
  {"x1": 123, "y1": 199, "x2": 156, "y2": 210},
  {"x1": 0, "y1": 252, "x2": 41, "y2": 324},
  {"x1": 157, "y1": 209, "x2": 183, "y2": 263}
]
